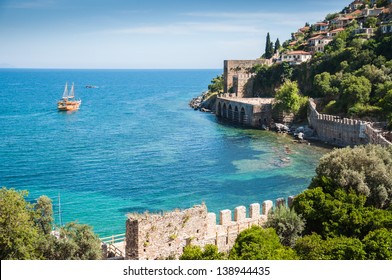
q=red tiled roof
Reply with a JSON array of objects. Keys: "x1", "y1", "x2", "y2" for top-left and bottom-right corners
[
  {"x1": 330, "y1": 28, "x2": 345, "y2": 32},
  {"x1": 309, "y1": 35, "x2": 324, "y2": 40},
  {"x1": 314, "y1": 22, "x2": 329, "y2": 26},
  {"x1": 350, "y1": 10, "x2": 363, "y2": 16},
  {"x1": 285, "y1": 51, "x2": 312, "y2": 55}
]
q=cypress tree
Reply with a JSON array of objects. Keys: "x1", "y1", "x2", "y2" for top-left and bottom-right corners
[
  {"x1": 265, "y1": 33, "x2": 273, "y2": 59},
  {"x1": 274, "y1": 38, "x2": 281, "y2": 53}
]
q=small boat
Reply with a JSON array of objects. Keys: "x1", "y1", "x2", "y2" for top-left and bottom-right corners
[
  {"x1": 85, "y1": 85, "x2": 98, "y2": 88},
  {"x1": 57, "y1": 82, "x2": 81, "y2": 111}
]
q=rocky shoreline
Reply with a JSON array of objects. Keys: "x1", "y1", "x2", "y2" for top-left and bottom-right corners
[{"x1": 189, "y1": 91, "x2": 217, "y2": 113}]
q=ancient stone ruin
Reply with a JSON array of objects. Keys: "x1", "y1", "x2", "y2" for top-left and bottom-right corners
[{"x1": 125, "y1": 196, "x2": 295, "y2": 260}]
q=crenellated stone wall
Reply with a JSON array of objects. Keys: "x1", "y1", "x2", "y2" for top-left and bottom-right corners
[
  {"x1": 125, "y1": 197, "x2": 292, "y2": 260},
  {"x1": 308, "y1": 98, "x2": 391, "y2": 146}
]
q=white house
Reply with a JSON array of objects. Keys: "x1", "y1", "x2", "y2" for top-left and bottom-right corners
[
  {"x1": 331, "y1": 16, "x2": 355, "y2": 28},
  {"x1": 381, "y1": 22, "x2": 392, "y2": 34},
  {"x1": 362, "y1": 6, "x2": 384, "y2": 17},
  {"x1": 354, "y1": 27, "x2": 375, "y2": 38},
  {"x1": 349, "y1": 0, "x2": 363, "y2": 12},
  {"x1": 330, "y1": 28, "x2": 345, "y2": 37},
  {"x1": 312, "y1": 22, "x2": 329, "y2": 32},
  {"x1": 281, "y1": 51, "x2": 312, "y2": 65},
  {"x1": 308, "y1": 35, "x2": 333, "y2": 53}
]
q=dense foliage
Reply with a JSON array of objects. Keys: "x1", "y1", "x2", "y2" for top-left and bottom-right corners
[
  {"x1": 311, "y1": 145, "x2": 392, "y2": 209},
  {"x1": 180, "y1": 244, "x2": 225, "y2": 260},
  {"x1": 229, "y1": 226, "x2": 298, "y2": 260},
  {"x1": 273, "y1": 80, "x2": 308, "y2": 116},
  {"x1": 0, "y1": 187, "x2": 102, "y2": 260},
  {"x1": 265, "y1": 206, "x2": 305, "y2": 247},
  {"x1": 207, "y1": 75, "x2": 224, "y2": 94},
  {"x1": 255, "y1": 18, "x2": 392, "y2": 126}
]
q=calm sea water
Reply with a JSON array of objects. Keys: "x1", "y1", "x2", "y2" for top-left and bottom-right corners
[{"x1": 0, "y1": 69, "x2": 329, "y2": 237}]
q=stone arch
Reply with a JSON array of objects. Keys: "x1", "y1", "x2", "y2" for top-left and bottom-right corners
[
  {"x1": 240, "y1": 107, "x2": 246, "y2": 124},
  {"x1": 217, "y1": 102, "x2": 222, "y2": 117},
  {"x1": 228, "y1": 104, "x2": 233, "y2": 121},
  {"x1": 234, "y1": 106, "x2": 239, "y2": 123},
  {"x1": 222, "y1": 103, "x2": 227, "y2": 119}
]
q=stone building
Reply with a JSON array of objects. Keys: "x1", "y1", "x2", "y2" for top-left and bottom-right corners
[
  {"x1": 215, "y1": 96, "x2": 274, "y2": 127},
  {"x1": 224, "y1": 59, "x2": 271, "y2": 98}
]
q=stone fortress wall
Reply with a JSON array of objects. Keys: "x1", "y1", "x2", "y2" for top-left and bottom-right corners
[
  {"x1": 125, "y1": 196, "x2": 295, "y2": 260},
  {"x1": 224, "y1": 59, "x2": 271, "y2": 98},
  {"x1": 308, "y1": 98, "x2": 391, "y2": 146}
]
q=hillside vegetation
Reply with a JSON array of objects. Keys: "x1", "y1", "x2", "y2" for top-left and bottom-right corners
[{"x1": 252, "y1": 1, "x2": 392, "y2": 127}]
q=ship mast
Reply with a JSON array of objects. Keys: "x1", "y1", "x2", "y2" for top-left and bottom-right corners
[
  {"x1": 62, "y1": 82, "x2": 68, "y2": 99},
  {"x1": 58, "y1": 193, "x2": 62, "y2": 227}
]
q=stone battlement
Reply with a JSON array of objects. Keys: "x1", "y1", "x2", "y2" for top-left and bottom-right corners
[
  {"x1": 308, "y1": 99, "x2": 391, "y2": 146},
  {"x1": 125, "y1": 196, "x2": 295, "y2": 260}
]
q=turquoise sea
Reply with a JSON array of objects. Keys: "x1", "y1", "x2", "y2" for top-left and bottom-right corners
[{"x1": 0, "y1": 69, "x2": 329, "y2": 237}]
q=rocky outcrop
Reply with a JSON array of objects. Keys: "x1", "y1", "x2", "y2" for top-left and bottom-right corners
[{"x1": 189, "y1": 91, "x2": 217, "y2": 112}]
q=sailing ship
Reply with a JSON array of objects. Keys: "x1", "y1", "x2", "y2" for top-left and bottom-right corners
[{"x1": 57, "y1": 82, "x2": 81, "y2": 111}]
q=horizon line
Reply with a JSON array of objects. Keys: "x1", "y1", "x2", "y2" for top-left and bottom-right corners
[{"x1": 0, "y1": 67, "x2": 222, "y2": 71}]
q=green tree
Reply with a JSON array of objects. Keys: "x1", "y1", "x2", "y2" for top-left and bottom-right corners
[
  {"x1": 34, "y1": 196, "x2": 54, "y2": 235},
  {"x1": 293, "y1": 182, "x2": 392, "y2": 239},
  {"x1": 340, "y1": 74, "x2": 372, "y2": 109},
  {"x1": 364, "y1": 17, "x2": 378, "y2": 28},
  {"x1": 0, "y1": 187, "x2": 42, "y2": 259},
  {"x1": 295, "y1": 234, "x2": 366, "y2": 260},
  {"x1": 265, "y1": 206, "x2": 305, "y2": 247},
  {"x1": 43, "y1": 222, "x2": 102, "y2": 260},
  {"x1": 274, "y1": 38, "x2": 281, "y2": 53},
  {"x1": 312, "y1": 145, "x2": 392, "y2": 209},
  {"x1": 0, "y1": 187, "x2": 103, "y2": 260},
  {"x1": 264, "y1": 33, "x2": 273, "y2": 59},
  {"x1": 325, "y1": 37, "x2": 346, "y2": 53},
  {"x1": 355, "y1": 64, "x2": 388, "y2": 85},
  {"x1": 313, "y1": 72, "x2": 339, "y2": 98},
  {"x1": 273, "y1": 80, "x2": 304, "y2": 114},
  {"x1": 363, "y1": 228, "x2": 392, "y2": 260},
  {"x1": 208, "y1": 75, "x2": 224, "y2": 93},
  {"x1": 229, "y1": 226, "x2": 298, "y2": 260},
  {"x1": 180, "y1": 244, "x2": 225, "y2": 260}
]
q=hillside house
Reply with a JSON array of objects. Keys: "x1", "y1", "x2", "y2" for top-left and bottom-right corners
[
  {"x1": 362, "y1": 6, "x2": 384, "y2": 17},
  {"x1": 349, "y1": 0, "x2": 363, "y2": 12},
  {"x1": 381, "y1": 22, "x2": 392, "y2": 33},
  {"x1": 312, "y1": 22, "x2": 329, "y2": 32},
  {"x1": 331, "y1": 16, "x2": 355, "y2": 28},
  {"x1": 330, "y1": 28, "x2": 345, "y2": 36},
  {"x1": 354, "y1": 27, "x2": 375, "y2": 38},
  {"x1": 308, "y1": 35, "x2": 333, "y2": 53},
  {"x1": 281, "y1": 51, "x2": 312, "y2": 65}
]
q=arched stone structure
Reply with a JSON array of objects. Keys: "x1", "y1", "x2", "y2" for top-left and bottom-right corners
[
  {"x1": 234, "y1": 106, "x2": 239, "y2": 123},
  {"x1": 228, "y1": 104, "x2": 233, "y2": 121},
  {"x1": 240, "y1": 107, "x2": 246, "y2": 124},
  {"x1": 217, "y1": 102, "x2": 222, "y2": 117},
  {"x1": 216, "y1": 96, "x2": 274, "y2": 128}
]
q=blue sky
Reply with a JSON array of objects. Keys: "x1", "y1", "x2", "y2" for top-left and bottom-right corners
[{"x1": 0, "y1": 0, "x2": 348, "y2": 69}]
